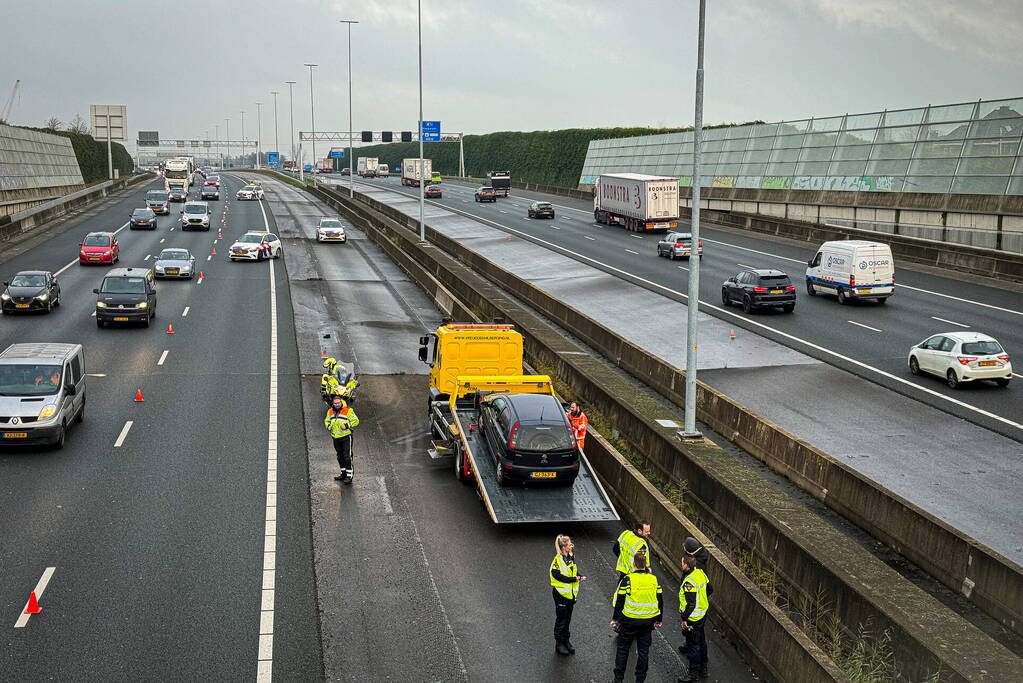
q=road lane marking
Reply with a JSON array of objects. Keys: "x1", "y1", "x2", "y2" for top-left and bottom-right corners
[
  {"x1": 54, "y1": 221, "x2": 129, "y2": 276},
  {"x1": 256, "y1": 193, "x2": 279, "y2": 683},
  {"x1": 630, "y1": 234, "x2": 644, "y2": 239},
  {"x1": 14, "y1": 567, "x2": 56, "y2": 628},
  {"x1": 144, "y1": 254, "x2": 152, "y2": 261},
  {"x1": 848, "y1": 320, "x2": 882, "y2": 332},
  {"x1": 678, "y1": 266, "x2": 689, "y2": 271},
  {"x1": 931, "y1": 316, "x2": 969, "y2": 328},
  {"x1": 583, "y1": 236, "x2": 596, "y2": 241},
  {"x1": 736, "y1": 263, "x2": 755, "y2": 269},
  {"x1": 157, "y1": 350, "x2": 169, "y2": 366},
  {"x1": 550, "y1": 225, "x2": 561, "y2": 230},
  {"x1": 182, "y1": 306, "x2": 190, "y2": 317},
  {"x1": 625, "y1": 249, "x2": 639, "y2": 255},
  {"x1": 114, "y1": 421, "x2": 133, "y2": 448},
  {"x1": 159, "y1": 238, "x2": 165, "y2": 243},
  {"x1": 206, "y1": 255, "x2": 212, "y2": 261},
  {"x1": 91, "y1": 311, "x2": 96, "y2": 317}
]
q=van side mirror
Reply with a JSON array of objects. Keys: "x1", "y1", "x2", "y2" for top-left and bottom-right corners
[
  {"x1": 65, "y1": 384, "x2": 77, "y2": 396},
  {"x1": 418, "y1": 346, "x2": 429, "y2": 363},
  {"x1": 92, "y1": 288, "x2": 99, "y2": 294},
  {"x1": 418, "y1": 335, "x2": 429, "y2": 346}
]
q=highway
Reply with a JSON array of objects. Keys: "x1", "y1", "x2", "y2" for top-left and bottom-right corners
[
  {"x1": 0, "y1": 172, "x2": 756, "y2": 681},
  {"x1": 326, "y1": 173, "x2": 1023, "y2": 564}
]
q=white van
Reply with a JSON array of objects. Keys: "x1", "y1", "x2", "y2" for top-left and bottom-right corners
[
  {"x1": 377, "y1": 163, "x2": 390, "y2": 178},
  {"x1": 805, "y1": 240, "x2": 894, "y2": 304},
  {"x1": 0, "y1": 343, "x2": 86, "y2": 448}
]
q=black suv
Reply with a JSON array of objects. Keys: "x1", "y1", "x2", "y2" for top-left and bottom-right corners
[
  {"x1": 474, "y1": 186, "x2": 497, "y2": 202},
  {"x1": 721, "y1": 268, "x2": 796, "y2": 313},
  {"x1": 479, "y1": 393, "x2": 579, "y2": 486},
  {"x1": 94, "y1": 267, "x2": 157, "y2": 328},
  {"x1": 527, "y1": 201, "x2": 554, "y2": 219},
  {"x1": 1, "y1": 271, "x2": 61, "y2": 314}
]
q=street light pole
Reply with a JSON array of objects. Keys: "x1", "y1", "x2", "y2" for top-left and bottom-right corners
[
  {"x1": 681, "y1": 0, "x2": 706, "y2": 439},
  {"x1": 240, "y1": 111, "x2": 246, "y2": 165},
  {"x1": 285, "y1": 81, "x2": 296, "y2": 165},
  {"x1": 418, "y1": 0, "x2": 425, "y2": 242},
  {"x1": 225, "y1": 119, "x2": 230, "y2": 168},
  {"x1": 304, "y1": 64, "x2": 318, "y2": 168},
  {"x1": 340, "y1": 19, "x2": 359, "y2": 197},
  {"x1": 214, "y1": 123, "x2": 219, "y2": 170},
  {"x1": 270, "y1": 91, "x2": 280, "y2": 160},
  {"x1": 255, "y1": 102, "x2": 263, "y2": 169}
]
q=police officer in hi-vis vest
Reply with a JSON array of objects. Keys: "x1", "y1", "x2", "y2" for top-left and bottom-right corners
[{"x1": 549, "y1": 534, "x2": 587, "y2": 655}]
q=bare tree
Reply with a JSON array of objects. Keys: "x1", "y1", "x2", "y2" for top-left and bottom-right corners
[
  {"x1": 68, "y1": 114, "x2": 91, "y2": 135},
  {"x1": 44, "y1": 117, "x2": 63, "y2": 130}
]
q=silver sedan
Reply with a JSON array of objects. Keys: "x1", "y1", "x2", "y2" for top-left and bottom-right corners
[{"x1": 154, "y1": 248, "x2": 196, "y2": 279}]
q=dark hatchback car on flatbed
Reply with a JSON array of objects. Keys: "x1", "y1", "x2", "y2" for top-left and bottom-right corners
[{"x1": 478, "y1": 392, "x2": 579, "y2": 486}]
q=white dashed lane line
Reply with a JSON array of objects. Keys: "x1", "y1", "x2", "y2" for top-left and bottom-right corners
[
  {"x1": 624, "y1": 249, "x2": 639, "y2": 255},
  {"x1": 931, "y1": 316, "x2": 969, "y2": 328},
  {"x1": 157, "y1": 350, "x2": 169, "y2": 366},
  {"x1": 583, "y1": 236, "x2": 595, "y2": 241},
  {"x1": 848, "y1": 320, "x2": 882, "y2": 333},
  {"x1": 182, "y1": 306, "x2": 190, "y2": 317},
  {"x1": 113, "y1": 421, "x2": 134, "y2": 448}
]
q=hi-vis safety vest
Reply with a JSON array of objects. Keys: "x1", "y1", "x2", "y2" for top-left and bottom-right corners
[
  {"x1": 325, "y1": 406, "x2": 359, "y2": 438},
  {"x1": 550, "y1": 554, "x2": 579, "y2": 600},
  {"x1": 615, "y1": 530, "x2": 648, "y2": 574},
  {"x1": 679, "y1": 568, "x2": 710, "y2": 622},
  {"x1": 617, "y1": 571, "x2": 662, "y2": 620}
]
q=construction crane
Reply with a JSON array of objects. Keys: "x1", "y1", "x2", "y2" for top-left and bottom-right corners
[{"x1": 1, "y1": 79, "x2": 20, "y2": 123}]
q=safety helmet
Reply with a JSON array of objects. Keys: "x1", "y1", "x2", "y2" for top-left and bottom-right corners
[{"x1": 323, "y1": 357, "x2": 337, "y2": 371}]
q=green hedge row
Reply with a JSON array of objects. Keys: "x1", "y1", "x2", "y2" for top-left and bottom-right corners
[
  {"x1": 346, "y1": 123, "x2": 760, "y2": 189},
  {"x1": 20, "y1": 126, "x2": 134, "y2": 184}
]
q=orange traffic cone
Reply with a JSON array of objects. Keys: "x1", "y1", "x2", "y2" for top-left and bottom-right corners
[
  {"x1": 211, "y1": 247, "x2": 217, "y2": 255},
  {"x1": 729, "y1": 329, "x2": 736, "y2": 340},
  {"x1": 134, "y1": 389, "x2": 144, "y2": 402},
  {"x1": 166, "y1": 324, "x2": 175, "y2": 334},
  {"x1": 198, "y1": 272, "x2": 205, "y2": 279},
  {"x1": 25, "y1": 592, "x2": 41, "y2": 615},
  {"x1": 321, "y1": 350, "x2": 328, "y2": 359}
]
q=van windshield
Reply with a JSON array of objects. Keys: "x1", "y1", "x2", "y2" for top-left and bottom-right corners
[
  {"x1": 100, "y1": 276, "x2": 146, "y2": 294},
  {"x1": 0, "y1": 364, "x2": 62, "y2": 396}
]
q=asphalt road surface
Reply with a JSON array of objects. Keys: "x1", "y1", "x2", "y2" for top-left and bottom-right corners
[
  {"x1": 0, "y1": 175, "x2": 319, "y2": 682},
  {"x1": 250, "y1": 173, "x2": 756, "y2": 682}
]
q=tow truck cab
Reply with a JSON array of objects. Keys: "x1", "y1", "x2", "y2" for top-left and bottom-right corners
[{"x1": 419, "y1": 323, "x2": 523, "y2": 401}]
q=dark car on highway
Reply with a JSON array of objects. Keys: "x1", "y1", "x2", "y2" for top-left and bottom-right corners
[
  {"x1": 721, "y1": 268, "x2": 796, "y2": 313},
  {"x1": 130, "y1": 208, "x2": 157, "y2": 230},
  {"x1": 94, "y1": 267, "x2": 157, "y2": 328},
  {"x1": 527, "y1": 201, "x2": 555, "y2": 219},
  {"x1": 424, "y1": 184, "x2": 443, "y2": 198},
  {"x1": 479, "y1": 393, "x2": 579, "y2": 486},
  {"x1": 474, "y1": 186, "x2": 497, "y2": 202},
  {"x1": 1, "y1": 271, "x2": 61, "y2": 314},
  {"x1": 146, "y1": 190, "x2": 170, "y2": 214},
  {"x1": 168, "y1": 187, "x2": 187, "y2": 202}
]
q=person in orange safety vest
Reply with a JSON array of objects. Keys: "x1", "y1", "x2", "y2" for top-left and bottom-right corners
[{"x1": 567, "y1": 402, "x2": 588, "y2": 451}]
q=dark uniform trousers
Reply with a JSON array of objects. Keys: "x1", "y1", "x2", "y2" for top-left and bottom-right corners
[
  {"x1": 552, "y1": 589, "x2": 575, "y2": 644},
  {"x1": 614, "y1": 617, "x2": 656, "y2": 682},
  {"x1": 333, "y1": 434, "x2": 353, "y2": 471},
  {"x1": 684, "y1": 618, "x2": 708, "y2": 672}
]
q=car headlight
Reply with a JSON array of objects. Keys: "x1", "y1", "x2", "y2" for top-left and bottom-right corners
[
  {"x1": 104, "y1": 250, "x2": 113, "y2": 255},
  {"x1": 138, "y1": 302, "x2": 148, "y2": 309},
  {"x1": 155, "y1": 265, "x2": 165, "y2": 271},
  {"x1": 96, "y1": 301, "x2": 108, "y2": 308},
  {"x1": 38, "y1": 404, "x2": 57, "y2": 419},
  {"x1": 1, "y1": 293, "x2": 10, "y2": 301},
  {"x1": 36, "y1": 293, "x2": 49, "y2": 301}
]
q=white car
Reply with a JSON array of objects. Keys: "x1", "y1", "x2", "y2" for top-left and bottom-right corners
[
  {"x1": 229, "y1": 232, "x2": 282, "y2": 261},
  {"x1": 316, "y1": 218, "x2": 347, "y2": 243},
  {"x1": 908, "y1": 331, "x2": 1012, "y2": 389},
  {"x1": 180, "y1": 201, "x2": 211, "y2": 231},
  {"x1": 236, "y1": 184, "x2": 264, "y2": 201}
]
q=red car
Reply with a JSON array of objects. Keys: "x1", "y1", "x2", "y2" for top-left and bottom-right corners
[
  {"x1": 204, "y1": 175, "x2": 221, "y2": 188},
  {"x1": 79, "y1": 232, "x2": 120, "y2": 265},
  {"x1": 424, "y1": 184, "x2": 443, "y2": 198}
]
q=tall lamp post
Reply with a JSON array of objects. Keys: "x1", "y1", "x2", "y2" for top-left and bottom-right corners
[
  {"x1": 285, "y1": 81, "x2": 296, "y2": 164},
  {"x1": 304, "y1": 64, "x2": 318, "y2": 167},
  {"x1": 240, "y1": 111, "x2": 246, "y2": 166},
  {"x1": 225, "y1": 118, "x2": 230, "y2": 168},
  {"x1": 340, "y1": 19, "x2": 359, "y2": 196},
  {"x1": 681, "y1": 0, "x2": 707, "y2": 439},
  {"x1": 214, "y1": 123, "x2": 220, "y2": 169},
  {"x1": 270, "y1": 91, "x2": 280, "y2": 161},
  {"x1": 255, "y1": 102, "x2": 263, "y2": 169},
  {"x1": 417, "y1": 0, "x2": 425, "y2": 241}
]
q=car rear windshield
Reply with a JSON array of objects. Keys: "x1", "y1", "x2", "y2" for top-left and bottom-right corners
[
  {"x1": 758, "y1": 274, "x2": 791, "y2": 284},
  {"x1": 0, "y1": 364, "x2": 62, "y2": 396},
  {"x1": 10, "y1": 274, "x2": 45, "y2": 287},
  {"x1": 962, "y1": 341, "x2": 1004, "y2": 355},
  {"x1": 674, "y1": 233, "x2": 693, "y2": 241},
  {"x1": 535, "y1": 203, "x2": 552, "y2": 208},
  {"x1": 515, "y1": 424, "x2": 575, "y2": 452},
  {"x1": 100, "y1": 276, "x2": 146, "y2": 294},
  {"x1": 83, "y1": 235, "x2": 110, "y2": 246}
]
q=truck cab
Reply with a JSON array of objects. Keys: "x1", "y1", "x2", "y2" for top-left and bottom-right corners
[{"x1": 419, "y1": 323, "x2": 523, "y2": 401}]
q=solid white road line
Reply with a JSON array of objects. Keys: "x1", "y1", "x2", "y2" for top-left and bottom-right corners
[
  {"x1": 848, "y1": 320, "x2": 883, "y2": 332},
  {"x1": 931, "y1": 316, "x2": 970, "y2": 328},
  {"x1": 182, "y1": 306, "x2": 190, "y2": 317},
  {"x1": 256, "y1": 194, "x2": 279, "y2": 683},
  {"x1": 54, "y1": 221, "x2": 130, "y2": 276},
  {"x1": 625, "y1": 249, "x2": 639, "y2": 255},
  {"x1": 14, "y1": 567, "x2": 56, "y2": 628},
  {"x1": 114, "y1": 421, "x2": 133, "y2": 448},
  {"x1": 157, "y1": 350, "x2": 169, "y2": 366}
]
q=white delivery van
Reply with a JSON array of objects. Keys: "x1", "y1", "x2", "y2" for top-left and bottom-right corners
[
  {"x1": 805, "y1": 240, "x2": 895, "y2": 304},
  {"x1": 377, "y1": 164, "x2": 390, "y2": 177}
]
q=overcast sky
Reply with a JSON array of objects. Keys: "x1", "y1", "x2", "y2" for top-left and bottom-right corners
[{"x1": 4, "y1": 0, "x2": 1022, "y2": 151}]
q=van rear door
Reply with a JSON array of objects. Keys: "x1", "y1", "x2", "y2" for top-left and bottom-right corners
[{"x1": 856, "y1": 244, "x2": 894, "y2": 287}]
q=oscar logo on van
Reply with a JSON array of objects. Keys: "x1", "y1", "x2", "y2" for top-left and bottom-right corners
[
  {"x1": 859, "y1": 261, "x2": 868, "y2": 270},
  {"x1": 827, "y1": 255, "x2": 845, "y2": 267}
]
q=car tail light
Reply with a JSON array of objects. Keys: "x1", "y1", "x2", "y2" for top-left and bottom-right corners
[
  {"x1": 850, "y1": 274, "x2": 856, "y2": 287},
  {"x1": 997, "y1": 354, "x2": 1010, "y2": 363},
  {"x1": 753, "y1": 286, "x2": 768, "y2": 292},
  {"x1": 785, "y1": 285, "x2": 796, "y2": 291},
  {"x1": 698, "y1": 241, "x2": 703, "y2": 247},
  {"x1": 675, "y1": 243, "x2": 684, "y2": 248},
  {"x1": 957, "y1": 356, "x2": 977, "y2": 365},
  {"x1": 508, "y1": 422, "x2": 520, "y2": 450}
]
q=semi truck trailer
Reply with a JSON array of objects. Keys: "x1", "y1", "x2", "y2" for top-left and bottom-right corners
[
  {"x1": 401, "y1": 158, "x2": 432, "y2": 187},
  {"x1": 357, "y1": 157, "x2": 379, "y2": 178},
  {"x1": 593, "y1": 173, "x2": 680, "y2": 232},
  {"x1": 486, "y1": 171, "x2": 512, "y2": 197}
]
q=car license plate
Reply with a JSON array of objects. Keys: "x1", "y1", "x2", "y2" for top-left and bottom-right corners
[
  {"x1": 531, "y1": 471, "x2": 557, "y2": 479},
  {"x1": 770, "y1": 289, "x2": 783, "y2": 294},
  {"x1": 166, "y1": 269, "x2": 179, "y2": 275},
  {"x1": 979, "y1": 360, "x2": 997, "y2": 366},
  {"x1": 3, "y1": 432, "x2": 28, "y2": 438},
  {"x1": 114, "y1": 316, "x2": 129, "y2": 321},
  {"x1": 15, "y1": 303, "x2": 30, "y2": 308},
  {"x1": 858, "y1": 288, "x2": 872, "y2": 293},
  {"x1": 90, "y1": 257, "x2": 100, "y2": 261}
]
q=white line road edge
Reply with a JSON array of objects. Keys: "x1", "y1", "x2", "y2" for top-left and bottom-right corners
[
  {"x1": 14, "y1": 567, "x2": 56, "y2": 628},
  {"x1": 354, "y1": 179, "x2": 1023, "y2": 433},
  {"x1": 256, "y1": 195, "x2": 278, "y2": 683},
  {"x1": 114, "y1": 421, "x2": 133, "y2": 448}
]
